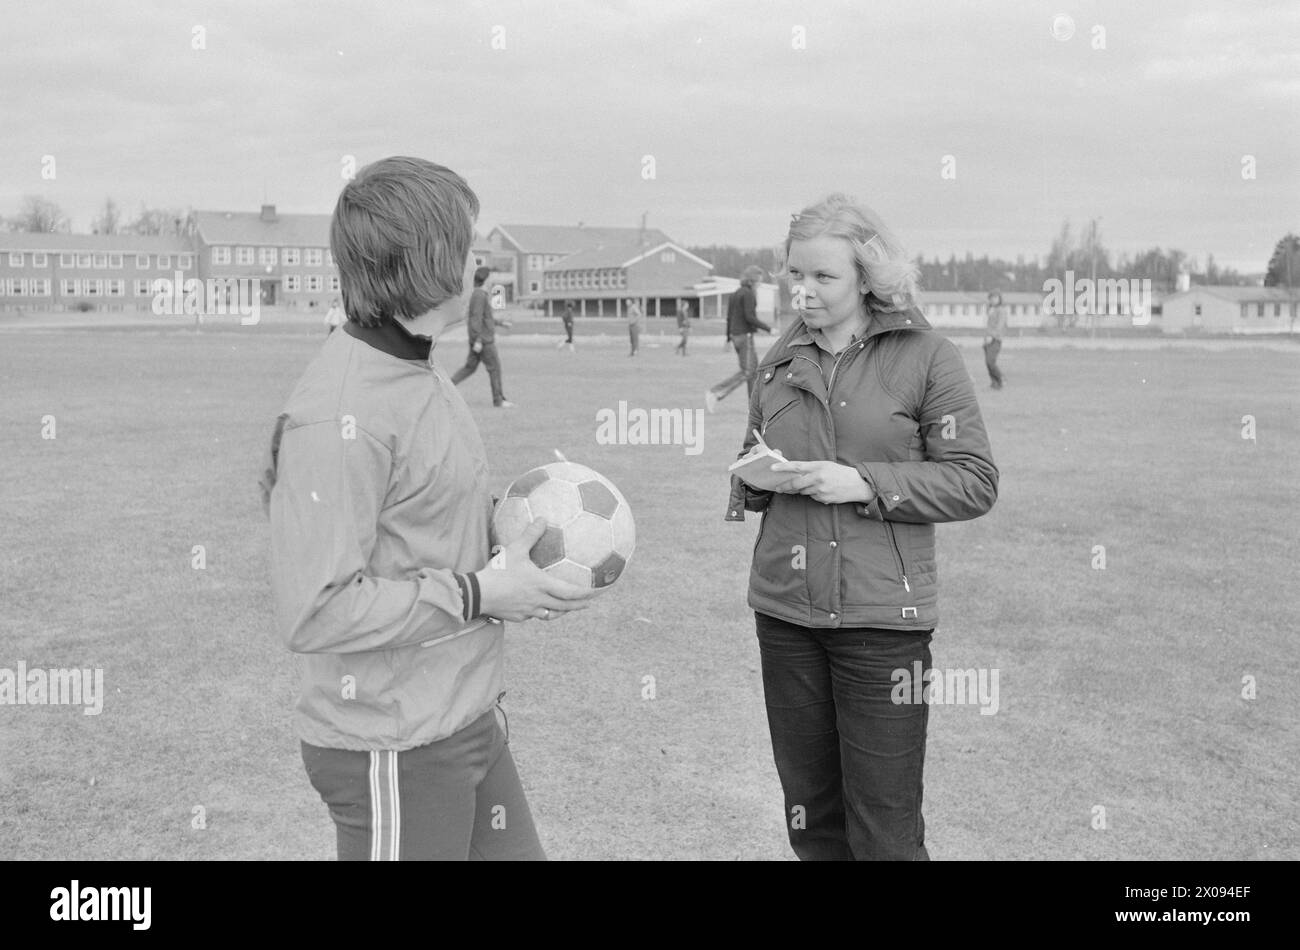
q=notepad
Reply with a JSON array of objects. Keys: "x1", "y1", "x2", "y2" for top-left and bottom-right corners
[{"x1": 728, "y1": 429, "x2": 795, "y2": 491}]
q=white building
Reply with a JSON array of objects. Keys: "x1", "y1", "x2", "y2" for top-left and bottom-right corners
[{"x1": 1161, "y1": 286, "x2": 1298, "y2": 334}]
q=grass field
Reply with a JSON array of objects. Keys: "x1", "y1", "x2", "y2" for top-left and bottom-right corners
[{"x1": 1, "y1": 317, "x2": 1297, "y2": 861}]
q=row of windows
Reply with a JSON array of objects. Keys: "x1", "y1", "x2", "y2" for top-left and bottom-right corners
[
  {"x1": 4, "y1": 252, "x2": 193, "y2": 270},
  {"x1": 1, "y1": 276, "x2": 341, "y2": 297},
  {"x1": 0, "y1": 278, "x2": 52, "y2": 296},
  {"x1": 285, "y1": 275, "x2": 338, "y2": 292},
  {"x1": 924, "y1": 303, "x2": 1039, "y2": 316},
  {"x1": 527, "y1": 254, "x2": 564, "y2": 270},
  {"x1": 544, "y1": 269, "x2": 628, "y2": 291},
  {"x1": 1238, "y1": 302, "x2": 1291, "y2": 318},
  {"x1": 210, "y1": 246, "x2": 331, "y2": 267}
]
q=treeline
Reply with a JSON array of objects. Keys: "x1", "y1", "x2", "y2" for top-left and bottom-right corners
[
  {"x1": 3, "y1": 195, "x2": 194, "y2": 236},
  {"x1": 689, "y1": 218, "x2": 1293, "y2": 292}
]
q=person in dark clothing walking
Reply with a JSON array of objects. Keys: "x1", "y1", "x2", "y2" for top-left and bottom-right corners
[
  {"x1": 556, "y1": 300, "x2": 576, "y2": 351},
  {"x1": 451, "y1": 266, "x2": 514, "y2": 407},
  {"x1": 983, "y1": 290, "x2": 1006, "y2": 389},
  {"x1": 705, "y1": 266, "x2": 770, "y2": 412}
]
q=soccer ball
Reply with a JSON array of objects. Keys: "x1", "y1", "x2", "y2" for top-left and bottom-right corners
[{"x1": 492, "y1": 462, "x2": 635, "y2": 588}]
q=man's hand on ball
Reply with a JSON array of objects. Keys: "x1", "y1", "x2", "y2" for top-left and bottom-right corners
[
  {"x1": 475, "y1": 519, "x2": 596, "y2": 622},
  {"x1": 472, "y1": 340, "x2": 483, "y2": 354},
  {"x1": 768, "y1": 460, "x2": 872, "y2": 505}
]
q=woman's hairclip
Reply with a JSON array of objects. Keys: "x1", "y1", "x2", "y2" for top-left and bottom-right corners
[
  {"x1": 857, "y1": 232, "x2": 882, "y2": 253},
  {"x1": 790, "y1": 212, "x2": 801, "y2": 225}
]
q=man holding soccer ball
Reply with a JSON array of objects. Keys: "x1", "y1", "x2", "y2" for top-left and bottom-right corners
[{"x1": 260, "y1": 157, "x2": 593, "y2": 860}]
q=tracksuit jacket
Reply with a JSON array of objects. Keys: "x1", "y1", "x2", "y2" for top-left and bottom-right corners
[
  {"x1": 726, "y1": 305, "x2": 998, "y2": 631},
  {"x1": 259, "y1": 319, "x2": 501, "y2": 751}
]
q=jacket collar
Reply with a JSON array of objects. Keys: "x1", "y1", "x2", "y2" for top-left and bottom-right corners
[
  {"x1": 759, "y1": 304, "x2": 930, "y2": 369},
  {"x1": 343, "y1": 317, "x2": 433, "y2": 362}
]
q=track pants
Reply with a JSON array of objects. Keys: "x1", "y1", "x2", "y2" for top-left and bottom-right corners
[{"x1": 301, "y1": 710, "x2": 545, "y2": 861}]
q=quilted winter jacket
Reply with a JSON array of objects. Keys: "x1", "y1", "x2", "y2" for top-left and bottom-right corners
[{"x1": 725, "y1": 305, "x2": 998, "y2": 631}]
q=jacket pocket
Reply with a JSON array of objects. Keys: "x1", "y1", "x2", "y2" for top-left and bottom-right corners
[{"x1": 760, "y1": 397, "x2": 798, "y2": 436}]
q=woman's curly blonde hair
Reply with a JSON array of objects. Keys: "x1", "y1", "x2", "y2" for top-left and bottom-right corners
[{"x1": 777, "y1": 193, "x2": 919, "y2": 313}]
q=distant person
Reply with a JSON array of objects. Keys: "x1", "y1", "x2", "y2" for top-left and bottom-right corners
[
  {"x1": 705, "y1": 265, "x2": 770, "y2": 412},
  {"x1": 984, "y1": 291, "x2": 1006, "y2": 389},
  {"x1": 451, "y1": 266, "x2": 515, "y2": 408},
  {"x1": 324, "y1": 298, "x2": 345, "y2": 335},
  {"x1": 556, "y1": 300, "x2": 576, "y2": 352},
  {"x1": 675, "y1": 299, "x2": 691, "y2": 356},
  {"x1": 626, "y1": 298, "x2": 643, "y2": 356}
]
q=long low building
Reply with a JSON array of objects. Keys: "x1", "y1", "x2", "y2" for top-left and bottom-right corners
[
  {"x1": 539, "y1": 240, "x2": 714, "y2": 318},
  {"x1": 0, "y1": 232, "x2": 196, "y2": 312},
  {"x1": 1160, "y1": 286, "x2": 1297, "y2": 334}
]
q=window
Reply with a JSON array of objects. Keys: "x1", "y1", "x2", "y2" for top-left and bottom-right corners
[
  {"x1": 305, "y1": 248, "x2": 323, "y2": 266},
  {"x1": 236, "y1": 247, "x2": 254, "y2": 265},
  {"x1": 284, "y1": 275, "x2": 301, "y2": 292},
  {"x1": 1257, "y1": 303, "x2": 1265, "y2": 317},
  {"x1": 60, "y1": 253, "x2": 74, "y2": 267},
  {"x1": 107, "y1": 279, "x2": 124, "y2": 297},
  {"x1": 324, "y1": 248, "x2": 333, "y2": 267},
  {"x1": 84, "y1": 278, "x2": 103, "y2": 296},
  {"x1": 157, "y1": 255, "x2": 171, "y2": 269},
  {"x1": 660, "y1": 250, "x2": 676, "y2": 264},
  {"x1": 475, "y1": 255, "x2": 486, "y2": 267},
  {"x1": 9, "y1": 252, "x2": 23, "y2": 267},
  {"x1": 1274, "y1": 303, "x2": 1282, "y2": 317},
  {"x1": 259, "y1": 247, "x2": 277, "y2": 265},
  {"x1": 93, "y1": 254, "x2": 107, "y2": 268},
  {"x1": 306, "y1": 275, "x2": 323, "y2": 292},
  {"x1": 32, "y1": 253, "x2": 47, "y2": 267},
  {"x1": 178, "y1": 254, "x2": 192, "y2": 270},
  {"x1": 527, "y1": 255, "x2": 542, "y2": 271},
  {"x1": 618, "y1": 273, "x2": 626, "y2": 288},
  {"x1": 135, "y1": 279, "x2": 153, "y2": 296},
  {"x1": 136, "y1": 255, "x2": 149, "y2": 269},
  {"x1": 77, "y1": 254, "x2": 92, "y2": 268},
  {"x1": 61, "y1": 279, "x2": 78, "y2": 295},
  {"x1": 529, "y1": 280, "x2": 540, "y2": 294},
  {"x1": 1194, "y1": 304, "x2": 1202, "y2": 316},
  {"x1": 9, "y1": 279, "x2": 26, "y2": 296},
  {"x1": 31, "y1": 278, "x2": 50, "y2": 296},
  {"x1": 212, "y1": 246, "x2": 231, "y2": 265},
  {"x1": 108, "y1": 254, "x2": 123, "y2": 268},
  {"x1": 282, "y1": 248, "x2": 300, "y2": 266},
  {"x1": 328, "y1": 275, "x2": 340, "y2": 292}
]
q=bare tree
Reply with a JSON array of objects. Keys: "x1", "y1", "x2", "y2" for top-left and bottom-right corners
[
  {"x1": 10, "y1": 195, "x2": 70, "y2": 233},
  {"x1": 124, "y1": 205, "x2": 194, "y2": 237},
  {"x1": 91, "y1": 198, "x2": 121, "y2": 235}
]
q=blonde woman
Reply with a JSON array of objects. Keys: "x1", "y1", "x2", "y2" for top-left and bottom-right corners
[{"x1": 725, "y1": 194, "x2": 999, "y2": 860}]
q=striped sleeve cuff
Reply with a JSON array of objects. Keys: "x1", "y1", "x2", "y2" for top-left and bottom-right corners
[{"x1": 453, "y1": 572, "x2": 482, "y2": 622}]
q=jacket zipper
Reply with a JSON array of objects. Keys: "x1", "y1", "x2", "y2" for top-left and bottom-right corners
[{"x1": 885, "y1": 522, "x2": 911, "y2": 592}]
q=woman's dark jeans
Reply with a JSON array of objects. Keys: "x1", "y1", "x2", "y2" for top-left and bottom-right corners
[{"x1": 756, "y1": 611, "x2": 933, "y2": 861}]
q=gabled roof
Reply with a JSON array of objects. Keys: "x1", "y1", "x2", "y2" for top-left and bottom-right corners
[
  {"x1": 1164, "y1": 285, "x2": 1296, "y2": 303},
  {"x1": 0, "y1": 232, "x2": 193, "y2": 253},
  {"x1": 194, "y1": 210, "x2": 331, "y2": 247},
  {"x1": 547, "y1": 240, "x2": 712, "y2": 271},
  {"x1": 492, "y1": 224, "x2": 672, "y2": 254}
]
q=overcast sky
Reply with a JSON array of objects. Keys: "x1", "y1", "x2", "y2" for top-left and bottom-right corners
[{"x1": 2, "y1": 0, "x2": 1296, "y2": 272}]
